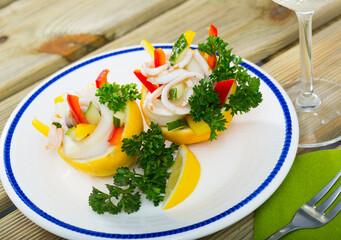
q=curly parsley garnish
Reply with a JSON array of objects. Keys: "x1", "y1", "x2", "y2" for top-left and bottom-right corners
[
  {"x1": 188, "y1": 36, "x2": 262, "y2": 140},
  {"x1": 88, "y1": 123, "x2": 179, "y2": 215},
  {"x1": 95, "y1": 82, "x2": 141, "y2": 112}
]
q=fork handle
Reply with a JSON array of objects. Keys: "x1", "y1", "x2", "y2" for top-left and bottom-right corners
[{"x1": 266, "y1": 222, "x2": 301, "y2": 240}]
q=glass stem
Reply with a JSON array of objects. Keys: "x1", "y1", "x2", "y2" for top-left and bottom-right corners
[{"x1": 295, "y1": 11, "x2": 321, "y2": 110}]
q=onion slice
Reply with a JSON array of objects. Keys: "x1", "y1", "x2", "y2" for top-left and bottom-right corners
[
  {"x1": 62, "y1": 98, "x2": 114, "y2": 159},
  {"x1": 145, "y1": 86, "x2": 174, "y2": 116},
  {"x1": 150, "y1": 69, "x2": 188, "y2": 85},
  {"x1": 141, "y1": 61, "x2": 170, "y2": 77},
  {"x1": 194, "y1": 50, "x2": 212, "y2": 77},
  {"x1": 174, "y1": 49, "x2": 193, "y2": 69},
  {"x1": 161, "y1": 72, "x2": 203, "y2": 115}
]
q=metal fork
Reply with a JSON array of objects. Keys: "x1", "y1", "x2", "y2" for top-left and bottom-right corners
[{"x1": 266, "y1": 170, "x2": 341, "y2": 240}]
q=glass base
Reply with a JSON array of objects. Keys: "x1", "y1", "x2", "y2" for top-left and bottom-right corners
[{"x1": 282, "y1": 77, "x2": 341, "y2": 148}]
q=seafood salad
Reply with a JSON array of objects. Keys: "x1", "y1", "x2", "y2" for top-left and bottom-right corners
[
  {"x1": 134, "y1": 25, "x2": 262, "y2": 144},
  {"x1": 33, "y1": 70, "x2": 143, "y2": 176}
]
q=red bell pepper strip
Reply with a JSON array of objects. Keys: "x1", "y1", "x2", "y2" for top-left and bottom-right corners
[
  {"x1": 67, "y1": 94, "x2": 88, "y2": 124},
  {"x1": 154, "y1": 48, "x2": 165, "y2": 68},
  {"x1": 214, "y1": 79, "x2": 235, "y2": 105},
  {"x1": 108, "y1": 125, "x2": 124, "y2": 145},
  {"x1": 207, "y1": 54, "x2": 216, "y2": 70},
  {"x1": 209, "y1": 24, "x2": 218, "y2": 37},
  {"x1": 95, "y1": 69, "x2": 109, "y2": 88},
  {"x1": 207, "y1": 24, "x2": 218, "y2": 70},
  {"x1": 133, "y1": 69, "x2": 158, "y2": 93}
]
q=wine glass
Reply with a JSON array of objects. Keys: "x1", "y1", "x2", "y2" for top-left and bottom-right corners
[{"x1": 272, "y1": 0, "x2": 341, "y2": 148}]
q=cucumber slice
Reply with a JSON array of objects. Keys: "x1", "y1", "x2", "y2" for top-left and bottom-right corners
[
  {"x1": 169, "y1": 82, "x2": 186, "y2": 101},
  {"x1": 84, "y1": 102, "x2": 101, "y2": 125},
  {"x1": 169, "y1": 34, "x2": 188, "y2": 66},
  {"x1": 176, "y1": 83, "x2": 186, "y2": 99},
  {"x1": 65, "y1": 126, "x2": 76, "y2": 139},
  {"x1": 113, "y1": 111, "x2": 126, "y2": 127},
  {"x1": 169, "y1": 88, "x2": 177, "y2": 100},
  {"x1": 167, "y1": 118, "x2": 188, "y2": 131}
]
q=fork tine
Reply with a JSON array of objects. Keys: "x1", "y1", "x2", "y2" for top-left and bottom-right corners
[
  {"x1": 316, "y1": 184, "x2": 341, "y2": 212},
  {"x1": 306, "y1": 171, "x2": 341, "y2": 206},
  {"x1": 325, "y1": 200, "x2": 341, "y2": 220}
]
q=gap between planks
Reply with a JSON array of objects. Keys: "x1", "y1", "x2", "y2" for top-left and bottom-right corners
[
  {"x1": 0, "y1": 0, "x2": 186, "y2": 101},
  {"x1": 0, "y1": 210, "x2": 65, "y2": 240}
]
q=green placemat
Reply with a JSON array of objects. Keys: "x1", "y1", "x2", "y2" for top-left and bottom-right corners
[{"x1": 254, "y1": 149, "x2": 341, "y2": 240}]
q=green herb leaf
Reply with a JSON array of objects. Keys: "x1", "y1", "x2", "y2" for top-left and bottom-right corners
[
  {"x1": 189, "y1": 77, "x2": 227, "y2": 140},
  {"x1": 188, "y1": 36, "x2": 262, "y2": 140},
  {"x1": 224, "y1": 58, "x2": 262, "y2": 115},
  {"x1": 122, "y1": 123, "x2": 178, "y2": 206},
  {"x1": 89, "y1": 123, "x2": 179, "y2": 215},
  {"x1": 95, "y1": 83, "x2": 141, "y2": 112},
  {"x1": 88, "y1": 187, "x2": 122, "y2": 215},
  {"x1": 52, "y1": 122, "x2": 62, "y2": 128}
]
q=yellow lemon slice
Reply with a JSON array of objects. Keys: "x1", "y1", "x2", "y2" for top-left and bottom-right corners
[
  {"x1": 58, "y1": 100, "x2": 143, "y2": 176},
  {"x1": 163, "y1": 144, "x2": 200, "y2": 210}
]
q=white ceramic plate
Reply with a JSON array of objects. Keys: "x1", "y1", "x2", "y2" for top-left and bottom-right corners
[{"x1": 0, "y1": 44, "x2": 298, "y2": 240}]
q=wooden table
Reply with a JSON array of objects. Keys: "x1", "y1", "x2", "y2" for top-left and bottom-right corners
[{"x1": 0, "y1": 0, "x2": 341, "y2": 239}]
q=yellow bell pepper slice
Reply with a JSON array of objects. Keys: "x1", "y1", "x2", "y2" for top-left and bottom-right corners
[
  {"x1": 32, "y1": 118, "x2": 49, "y2": 137},
  {"x1": 184, "y1": 30, "x2": 196, "y2": 46},
  {"x1": 54, "y1": 95, "x2": 64, "y2": 104},
  {"x1": 185, "y1": 115, "x2": 211, "y2": 136},
  {"x1": 75, "y1": 124, "x2": 97, "y2": 141},
  {"x1": 141, "y1": 39, "x2": 155, "y2": 58}
]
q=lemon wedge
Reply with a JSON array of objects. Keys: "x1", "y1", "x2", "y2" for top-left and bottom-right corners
[
  {"x1": 163, "y1": 144, "x2": 200, "y2": 210},
  {"x1": 185, "y1": 115, "x2": 211, "y2": 136},
  {"x1": 58, "y1": 100, "x2": 143, "y2": 176}
]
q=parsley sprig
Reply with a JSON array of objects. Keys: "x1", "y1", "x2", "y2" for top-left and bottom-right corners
[
  {"x1": 95, "y1": 83, "x2": 141, "y2": 112},
  {"x1": 188, "y1": 36, "x2": 262, "y2": 140},
  {"x1": 189, "y1": 78, "x2": 227, "y2": 141},
  {"x1": 52, "y1": 122, "x2": 62, "y2": 128},
  {"x1": 88, "y1": 123, "x2": 179, "y2": 214},
  {"x1": 88, "y1": 182, "x2": 141, "y2": 214}
]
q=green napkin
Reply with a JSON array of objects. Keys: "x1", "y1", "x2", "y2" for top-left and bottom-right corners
[{"x1": 254, "y1": 149, "x2": 341, "y2": 240}]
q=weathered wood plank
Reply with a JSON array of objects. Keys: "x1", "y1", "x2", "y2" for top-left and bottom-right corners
[
  {"x1": 0, "y1": 0, "x2": 185, "y2": 101},
  {"x1": 199, "y1": 213, "x2": 254, "y2": 240},
  {"x1": 0, "y1": 183, "x2": 12, "y2": 212},
  {"x1": 89, "y1": 0, "x2": 341, "y2": 63},
  {"x1": 0, "y1": 0, "x2": 14, "y2": 8},
  {"x1": 262, "y1": 16, "x2": 341, "y2": 83},
  {"x1": 0, "y1": 210, "x2": 64, "y2": 240}
]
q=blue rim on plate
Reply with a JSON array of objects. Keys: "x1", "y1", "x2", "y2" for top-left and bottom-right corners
[{"x1": 3, "y1": 46, "x2": 292, "y2": 238}]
